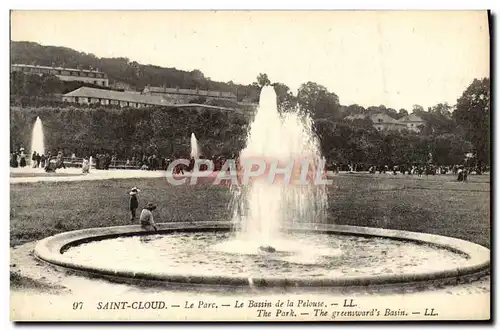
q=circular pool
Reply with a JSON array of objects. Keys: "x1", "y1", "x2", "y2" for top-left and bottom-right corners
[{"x1": 34, "y1": 222, "x2": 490, "y2": 288}]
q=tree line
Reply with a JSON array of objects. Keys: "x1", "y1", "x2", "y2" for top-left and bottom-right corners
[{"x1": 10, "y1": 76, "x2": 488, "y2": 168}]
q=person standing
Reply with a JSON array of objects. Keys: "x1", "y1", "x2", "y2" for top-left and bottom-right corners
[
  {"x1": 82, "y1": 157, "x2": 90, "y2": 174},
  {"x1": 40, "y1": 154, "x2": 46, "y2": 169},
  {"x1": 35, "y1": 153, "x2": 41, "y2": 168},
  {"x1": 31, "y1": 151, "x2": 37, "y2": 168},
  {"x1": 10, "y1": 152, "x2": 18, "y2": 168},
  {"x1": 19, "y1": 148, "x2": 26, "y2": 168},
  {"x1": 129, "y1": 187, "x2": 140, "y2": 222},
  {"x1": 140, "y1": 202, "x2": 158, "y2": 231},
  {"x1": 457, "y1": 167, "x2": 464, "y2": 182}
]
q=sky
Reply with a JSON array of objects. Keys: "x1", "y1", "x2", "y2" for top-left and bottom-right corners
[{"x1": 10, "y1": 10, "x2": 490, "y2": 111}]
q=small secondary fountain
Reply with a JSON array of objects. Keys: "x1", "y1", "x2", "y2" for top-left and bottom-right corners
[
  {"x1": 190, "y1": 133, "x2": 200, "y2": 160},
  {"x1": 30, "y1": 117, "x2": 45, "y2": 158}
]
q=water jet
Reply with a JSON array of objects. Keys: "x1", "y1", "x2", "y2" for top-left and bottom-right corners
[
  {"x1": 190, "y1": 133, "x2": 199, "y2": 160},
  {"x1": 30, "y1": 117, "x2": 45, "y2": 159}
]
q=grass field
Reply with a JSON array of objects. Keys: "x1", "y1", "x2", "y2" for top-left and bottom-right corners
[{"x1": 10, "y1": 173, "x2": 490, "y2": 248}]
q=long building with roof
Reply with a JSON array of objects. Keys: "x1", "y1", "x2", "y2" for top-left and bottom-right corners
[
  {"x1": 11, "y1": 64, "x2": 109, "y2": 87},
  {"x1": 61, "y1": 86, "x2": 247, "y2": 115},
  {"x1": 62, "y1": 87, "x2": 166, "y2": 108},
  {"x1": 143, "y1": 85, "x2": 237, "y2": 104}
]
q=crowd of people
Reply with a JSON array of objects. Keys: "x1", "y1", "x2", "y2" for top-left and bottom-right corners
[
  {"x1": 11, "y1": 146, "x2": 486, "y2": 183},
  {"x1": 91, "y1": 153, "x2": 233, "y2": 173},
  {"x1": 335, "y1": 163, "x2": 478, "y2": 182},
  {"x1": 10, "y1": 147, "x2": 68, "y2": 172}
]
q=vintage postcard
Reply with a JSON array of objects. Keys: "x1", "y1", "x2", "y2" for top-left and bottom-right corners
[{"x1": 9, "y1": 10, "x2": 491, "y2": 322}]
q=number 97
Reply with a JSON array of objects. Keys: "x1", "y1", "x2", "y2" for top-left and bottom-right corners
[{"x1": 72, "y1": 302, "x2": 83, "y2": 310}]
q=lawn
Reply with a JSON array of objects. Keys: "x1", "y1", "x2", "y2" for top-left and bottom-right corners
[{"x1": 10, "y1": 173, "x2": 490, "y2": 248}]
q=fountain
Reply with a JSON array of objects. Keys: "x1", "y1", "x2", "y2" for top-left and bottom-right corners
[
  {"x1": 190, "y1": 133, "x2": 199, "y2": 159},
  {"x1": 34, "y1": 87, "x2": 489, "y2": 289},
  {"x1": 30, "y1": 117, "x2": 45, "y2": 160},
  {"x1": 215, "y1": 86, "x2": 329, "y2": 255}
]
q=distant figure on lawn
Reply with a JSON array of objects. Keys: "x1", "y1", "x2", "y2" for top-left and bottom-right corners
[
  {"x1": 40, "y1": 154, "x2": 46, "y2": 168},
  {"x1": 45, "y1": 158, "x2": 58, "y2": 172},
  {"x1": 82, "y1": 157, "x2": 90, "y2": 174},
  {"x1": 10, "y1": 153, "x2": 18, "y2": 168},
  {"x1": 140, "y1": 202, "x2": 158, "y2": 231},
  {"x1": 129, "y1": 187, "x2": 140, "y2": 222},
  {"x1": 19, "y1": 148, "x2": 26, "y2": 168},
  {"x1": 35, "y1": 153, "x2": 41, "y2": 168},
  {"x1": 457, "y1": 167, "x2": 468, "y2": 182},
  {"x1": 31, "y1": 151, "x2": 37, "y2": 168}
]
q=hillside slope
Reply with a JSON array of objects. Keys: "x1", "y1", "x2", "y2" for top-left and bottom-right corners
[{"x1": 10, "y1": 41, "x2": 260, "y2": 102}]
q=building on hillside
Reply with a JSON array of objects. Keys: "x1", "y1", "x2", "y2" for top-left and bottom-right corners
[
  {"x1": 345, "y1": 113, "x2": 408, "y2": 132},
  {"x1": 399, "y1": 114, "x2": 425, "y2": 132},
  {"x1": 61, "y1": 87, "x2": 243, "y2": 113},
  {"x1": 370, "y1": 113, "x2": 407, "y2": 131},
  {"x1": 62, "y1": 87, "x2": 167, "y2": 108},
  {"x1": 143, "y1": 85, "x2": 237, "y2": 104},
  {"x1": 11, "y1": 64, "x2": 109, "y2": 87}
]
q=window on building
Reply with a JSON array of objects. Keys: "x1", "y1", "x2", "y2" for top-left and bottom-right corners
[
  {"x1": 87, "y1": 98, "x2": 91, "y2": 103},
  {"x1": 75, "y1": 97, "x2": 79, "y2": 103}
]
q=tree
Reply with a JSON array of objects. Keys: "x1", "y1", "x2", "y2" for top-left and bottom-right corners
[
  {"x1": 419, "y1": 103, "x2": 457, "y2": 136},
  {"x1": 431, "y1": 133, "x2": 473, "y2": 165},
  {"x1": 454, "y1": 78, "x2": 490, "y2": 166},
  {"x1": 256, "y1": 73, "x2": 271, "y2": 87},
  {"x1": 343, "y1": 104, "x2": 366, "y2": 117},
  {"x1": 367, "y1": 105, "x2": 386, "y2": 114},
  {"x1": 297, "y1": 82, "x2": 340, "y2": 120},
  {"x1": 431, "y1": 102, "x2": 452, "y2": 116},
  {"x1": 412, "y1": 104, "x2": 425, "y2": 114},
  {"x1": 394, "y1": 108, "x2": 408, "y2": 120},
  {"x1": 386, "y1": 108, "x2": 398, "y2": 119},
  {"x1": 272, "y1": 82, "x2": 295, "y2": 111}
]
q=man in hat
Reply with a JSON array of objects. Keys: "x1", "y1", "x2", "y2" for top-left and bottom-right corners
[
  {"x1": 129, "y1": 187, "x2": 140, "y2": 221},
  {"x1": 140, "y1": 202, "x2": 158, "y2": 231}
]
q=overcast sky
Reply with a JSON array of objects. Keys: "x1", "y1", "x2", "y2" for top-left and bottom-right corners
[{"x1": 11, "y1": 10, "x2": 489, "y2": 110}]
